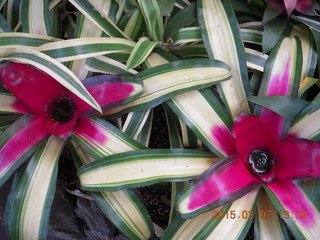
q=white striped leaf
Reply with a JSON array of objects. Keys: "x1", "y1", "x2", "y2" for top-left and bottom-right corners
[
  {"x1": 292, "y1": 15, "x2": 320, "y2": 33},
  {"x1": 122, "y1": 110, "x2": 152, "y2": 139},
  {"x1": 143, "y1": 49, "x2": 234, "y2": 158},
  {"x1": 118, "y1": 7, "x2": 143, "y2": 40},
  {"x1": 0, "y1": 48, "x2": 101, "y2": 112},
  {"x1": 78, "y1": 149, "x2": 220, "y2": 191},
  {"x1": 164, "y1": 2, "x2": 196, "y2": 40},
  {"x1": 254, "y1": 190, "x2": 289, "y2": 240},
  {"x1": 126, "y1": 37, "x2": 158, "y2": 69},
  {"x1": 5, "y1": 136, "x2": 64, "y2": 240},
  {"x1": 290, "y1": 24, "x2": 318, "y2": 81},
  {"x1": 0, "y1": 33, "x2": 58, "y2": 48},
  {"x1": 86, "y1": 56, "x2": 138, "y2": 75},
  {"x1": 137, "y1": 0, "x2": 163, "y2": 41},
  {"x1": 245, "y1": 48, "x2": 268, "y2": 72},
  {"x1": 168, "y1": 89, "x2": 234, "y2": 158},
  {"x1": 70, "y1": 4, "x2": 105, "y2": 79},
  {"x1": 21, "y1": 0, "x2": 52, "y2": 36},
  {"x1": 240, "y1": 28, "x2": 263, "y2": 45},
  {"x1": 172, "y1": 27, "x2": 202, "y2": 46},
  {"x1": 71, "y1": 117, "x2": 147, "y2": 159},
  {"x1": 104, "y1": 59, "x2": 232, "y2": 117},
  {"x1": 69, "y1": 0, "x2": 130, "y2": 39},
  {"x1": 69, "y1": 140, "x2": 154, "y2": 240},
  {"x1": 0, "y1": 114, "x2": 49, "y2": 187},
  {"x1": 0, "y1": 92, "x2": 28, "y2": 114},
  {"x1": 37, "y1": 37, "x2": 135, "y2": 62},
  {"x1": 264, "y1": 181, "x2": 320, "y2": 239},
  {"x1": 198, "y1": 0, "x2": 251, "y2": 118},
  {"x1": 163, "y1": 189, "x2": 259, "y2": 239}
]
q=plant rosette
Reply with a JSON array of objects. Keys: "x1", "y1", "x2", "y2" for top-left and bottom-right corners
[{"x1": 77, "y1": 3, "x2": 320, "y2": 238}]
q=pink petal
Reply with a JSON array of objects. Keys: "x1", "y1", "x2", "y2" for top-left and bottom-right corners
[
  {"x1": 72, "y1": 117, "x2": 108, "y2": 145},
  {"x1": 74, "y1": 75, "x2": 139, "y2": 115},
  {"x1": 283, "y1": 0, "x2": 297, "y2": 15},
  {"x1": 260, "y1": 60, "x2": 292, "y2": 141},
  {"x1": 295, "y1": 0, "x2": 317, "y2": 15},
  {"x1": 233, "y1": 114, "x2": 277, "y2": 182},
  {"x1": 0, "y1": 114, "x2": 49, "y2": 185},
  {"x1": 0, "y1": 62, "x2": 64, "y2": 117},
  {"x1": 211, "y1": 125, "x2": 237, "y2": 156},
  {"x1": 267, "y1": 179, "x2": 320, "y2": 232},
  {"x1": 274, "y1": 139, "x2": 320, "y2": 179},
  {"x1": 233, "y1": 114, "x2": 274, "y2": 162},
  {"x1": 183, "y1": 155, "x2": 260, "y2": 213}
]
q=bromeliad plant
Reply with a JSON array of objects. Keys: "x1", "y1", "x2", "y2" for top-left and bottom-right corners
[
  {"x1": 0, "y1": 1, "x2": 235, "y2": 239},
  {"x1": 77, "y1": 0, "x2": 320, "y2": 239}
]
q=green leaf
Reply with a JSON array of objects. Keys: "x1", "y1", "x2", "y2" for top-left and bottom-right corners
[
  {"x1": 198, "y1": 0, "x2": 251, "y2": 118},
  {"x1": 245, "y1": 48, "x2": 267, "y2": 72},
  {"x1": 264, "y1": 181, "x2": 320, "y2": 239},
  {"x1": 0, "y1": 115, "x2": 20, "y2": 133},
  {"x1": 248, "y1": 95, "x2": 309, "y2": 121},
  {"x1": 163, "y1": 189, "x2": 259, "y2": 239},
  {"x1": 292, "y1": 15, "x2": 320, "y2": 33},
  {"x1": 37, "y1": 37, "x2": 135, "y2": 62},
  {"x1": 164, "y1": 2, "x2": 196, "y2": 40},
  {"x1": 126, "y1": 37, "x2": 158, "y2": 69},
  {"x1": 69, "y1": 140, "x2": 154, "y2": 240},
  {"x1": 168, "y1": 88, "x2": 233, "y2": 158},
  {"x1": 71, "y1": 117, "x2": 146, "y2": 159},
  {"x1": 5, "y1": 136, "x2": 64, "y2": 240},
  {"x1": 172, "y1": 27, "x2": 202, "y2": 46},
  {"x1": 21, "y1": 0, "x2": 52, "y2": 36},
  {"x1": 0, "y1": 32, "x2": 58, "y2": 48},
  {"x1": 78, "y1": 149, "x2": 219, "y2": 191},
  {"x1": 0, "y1": 48, "x2": 102, "y2": 112},
  {"x1": 0, "y1": 13, "x2": 12, "y2": 32},
  {"x1": 262, "y1": 18, "x2": 288, "y2": 53},
  {"x1": 105, "y1": 59, "x2": 232, "y2": 118},
  {"x1": 118, "y1": 7, "x2": 144, "y2": 40},
  {"x1": 254, "y1": 190, "x2": 289, "y2": 240},
  {"x1": 69, "y1": 0, "x2": 130, "y2": 39},
  {"x1": 122, "y1": 110, "x2": 152, "y2": 139},
  {"x1": 86, "y1": 56, "x2": 137, "y2": 75},
  {"x1": 290, "y1": 25, "x2": 318, "y2": 81},
  {"x1": 158, "y1": 0, "x2": 175, "y2": 16},
  {"x1": 137, "y1": 0, "x2": 163, "y2": 41}
]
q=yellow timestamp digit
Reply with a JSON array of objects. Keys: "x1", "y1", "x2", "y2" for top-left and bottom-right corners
[{"x1": 278, "y1": 211, "x2": 290, "y2": 219}]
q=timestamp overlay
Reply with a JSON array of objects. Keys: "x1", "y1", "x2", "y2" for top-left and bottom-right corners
[{"x1": 212, "y1": 210, "x2": 308, "y2": 220}]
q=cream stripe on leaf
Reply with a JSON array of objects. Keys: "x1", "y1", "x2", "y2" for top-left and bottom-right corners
[
  {"x1": 21, "y1": 0, "x2": 52, "y2": 36},
  {"x1": 71, "y1": 117, "x2": 147, "y2": 159},
  {"x1": 5, "y1": 136, "x2": 64, "y2": 240},
  {"x1": 254, "y1": 190, "x2": 289, "y2": 240},
  {"x1": 104, "y1": 59, "x2": 232, "y2": 117},
  {"x1": 69, "y1": 0, "x2": 130, "y2": 39},
  {"x1": 78, "y1": 149, "x2": 220, "y2": 191},
  {"x1": 0, "y1": 48, "x2": 101, "y2": 112},
  {"x1": 69, "y1": 140, "x2": 153, "y2": 240},
  {"x1": 168, "y1": 89, "x2": 233, "y2": 158},
  {"x1": 198, "y1": 0, "x2": 251, "y2": 118},
  {"x1": 137, "y1": 0, "x2": 163, "y2": 42},
  {"x1": 86, "y1": 56, "x2": 138, "y2": 75},
  {"x1": 0, "y1": 33, "x2": 58, "y2": 49},
  {"x1": 126, "y1": 37, "x2": 158, "y2": 69},
  {"x1": 36, "y1": 37, "x2": 135, "y2": 62}
]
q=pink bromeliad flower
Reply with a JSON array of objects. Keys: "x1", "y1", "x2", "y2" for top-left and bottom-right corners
[
  {"x1": 0, "y1": 61, "x2": 142, "y2": 185},
  {"x1": 269, "y1": 0, "x2": 317, "y2": 16}
]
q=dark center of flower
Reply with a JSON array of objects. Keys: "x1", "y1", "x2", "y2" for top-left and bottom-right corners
[
  {"x1": 47, "y1": 95, "x2": 75, "y2": 123},
  {"x1": 249, "y1": 150, "x2": 273, "y2": 174}
]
